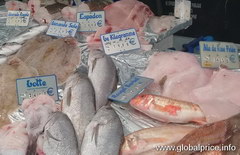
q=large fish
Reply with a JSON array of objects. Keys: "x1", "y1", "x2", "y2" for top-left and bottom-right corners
[
  {"x1": 62, "y1": 67, "x2": 96, "y2": 150},
  {"x1": 121, "y1": 125, "x2": 195, "y2": 155},
  {"x1": 166, "y1": 113, "x2": 240, "y2": 155},
  {"x1": 88, "y1": 49, "x2": 118, "y2": 111},
  {"x1": 130, "y1": 94, "x2": 206, "y2": 124},
  {"x1": 40, "y1": 112, "x2": 79, "y2": 155},
  {"x1": 81, "y1": 106, "x2": 123, "y2": 155}
]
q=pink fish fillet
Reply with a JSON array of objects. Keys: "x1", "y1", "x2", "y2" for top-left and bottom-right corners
[
  {"x1": 130, "y1": 94, "x2": 206, "y2": 124},
  {"x1": 33, "y1": 7, "x2": 52, "y2": 24},
  {"x1": 0, "y1": 122, "x2": 29, "y2": 155},
  {"x1": 61, "y1": 3, "x2": 90, "y2": 21},
  {"x1": 5, "y1": 1, "x2": 28, "y2": 11},
  {"x1": 191, "y1": 69, "x2": 240, "y2": 123},
  {"x1": 104, "y1": 0, "x2": 154, "y2": 31},
  {"x1": 28, "y1": 0, "x2": 41, "y2": 15}
]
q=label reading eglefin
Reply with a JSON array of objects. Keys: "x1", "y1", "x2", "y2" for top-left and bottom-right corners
[
  {"x1": 108, "y1": 76, "x2": 154, "y2": 104},
  {"x1": 101, "y1": 28, "x2": 141, "y2": 55},
  {"x1": 46, "y1": 20, "x2": 79, "y2": 38},
  {"x1": 16, "y1": 75, "x2": 59, "y2": 105},
  {"x1": 6, "y1": 11, "x2": 30, "y2": 26},
  {"x1": 200, "y1": 41, "x2": 240, "y2": 69},
  {"x1": 77, "y1": 11, "x2": 105, "y2": 32}
]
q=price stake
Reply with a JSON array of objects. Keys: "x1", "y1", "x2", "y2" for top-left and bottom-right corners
[
  {"x1": 77, "y1": 11, "x2": 105, "y2": 32},
  {"x1": 6, "y1": 11, "x2": 30, "y2": 26},
  {"x1": 101, "y1": 28, "x2": 141, "y2": 55},
  {"x1": 200, "y1": 41, "x2": 240, "y2": 69},
  {"x1": 46, "y1": 20, "x2": 79, "y2": 38},
  {"x1": 16, "y1": 75, "x2": 59, "y2": 105},
  {"x1": 108, "y1": 76, "x2": 154, "y2": 104}
]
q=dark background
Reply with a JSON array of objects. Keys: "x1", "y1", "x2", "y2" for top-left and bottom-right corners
[{"x1": 139, "y1": 0, "x2": 240, "y2": 44}]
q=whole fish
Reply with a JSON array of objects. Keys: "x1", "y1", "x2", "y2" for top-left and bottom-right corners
[
  {"x1": 62, "y1": 68, "x2": 96, "y2": 150},
  {"x1": 166, "y1": 113, "x2": 240, "y2": 155},
  {"x1": 81, "y1": 106, "x2": 123, "y2": 155},
  {"x1": 130, "y1": 94, "x2": 206, "y2": 124},
  {"x1": 121, "y1": 125, "x2": 195, "y2": 155},
  {"x1": 88, "y1": 49, "x2": 118, "y2": 111},
  {"x1": 41, "y1": 112, "x2": 79, "y2": 155}
]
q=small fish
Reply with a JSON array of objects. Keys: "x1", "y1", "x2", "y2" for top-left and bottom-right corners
[
  {"x1": 130, "y1": 94, "x2": 206, "y2": 124},
  {"x1": 88, "y1": 49, "x2": 118, "y2": 111},
  {"x1": 62, "y1": 68, "x2": 95, "y2": 151},
  {"x1": 121, "y1": 125, "x2": 195, "y2": 155},
  {"x1": 81, "y1": 106, "x2": 123, "y2": 155},
  {"x1": 166, "y1": 113, "x2": 240, "y2": 155},
  {"x1": 41, "y1": 112, "x2": 79, "y2": 155}
]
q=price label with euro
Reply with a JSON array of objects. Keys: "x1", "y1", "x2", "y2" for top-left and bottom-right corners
[
  {"x1": 77, "y1": 11, "x2": 105, "y2": 32},
  {"x1": 46, "y1": 20, "x2": 79, "y2": 38},
  {"x1": 200, "y1": 41, "x2": 240, "y2": 69},
  {"x1": 16, "y1": 75, "x2": 59, "y2": 105},
  {"x1": 101, "y1": 28, "x2": 141, "y2": 55},
  {"x1": 6, "y1": 11, "x2": 30, "y2": 26}
]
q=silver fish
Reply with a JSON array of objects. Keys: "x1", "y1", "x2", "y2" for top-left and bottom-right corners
[
  {"x1": 81, "y1": 105, "x2": 123, "y2": 155},
  {"x1": 42, "y1": 112, "x2": 79, "y2": 155},
  {"x1": 88, "y1": 49, "x2": 118, "y2": 111},
  {"x1": 62, "y1": 67, "x2": 96, "y2": 151}
]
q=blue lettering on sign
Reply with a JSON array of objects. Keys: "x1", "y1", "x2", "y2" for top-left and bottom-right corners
[
  {"x1": 68, "y1": 23, "x2": 78, "y2": 29},
  {"x1": 79, "y1": 13, "x2": 102, "y2": 20},
  {"x1": 47, "y1": 87, "x2": 54, "y2": 96},
  {"x1": 102, "y1": 36, "x2": 109, "y2": 42},
  {"x1": 125, "y1": 77, "x2": 140, "y2": 87},
  {"x1": 97, "y1": 20, "x2": 102, "y2": 27},
  {"x1": 109, "y1": 32, "x2": 136, "y2": 41},
  {"x1": 8, "y1": 13, "x2": 19, "y2": 16},
  {"x1": 20, "y1": 12, "x2": 29, "y2": 17},
  {"x1": 26, "y1": 79, "x2": 47, "y2": 88},
  {"x1": 111, "y1": 87, "x2": 127, "y2": 98},
  {"x1": 226, "y1": 45, "x2": 236, "y2": 53},
  {"x1": 203, "y1": 43, "x2": 211, "y2": 51},
  {"x1": 51, "y1": 21, "x2": 67, "y2": 27}
]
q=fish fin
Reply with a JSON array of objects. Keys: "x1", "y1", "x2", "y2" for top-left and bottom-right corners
[
  {"x1": 91, "y1": 123, "x2": 100, "y2": 146},
  {"x1": 66, "y1": 87, "x2": 72, "y2": 107},
  {"x1": 46, "y1": 130, "x2": 60, "y2": 142},
  {"x1": 192, "y1": 118, "x2": 207, "y2": 125}
]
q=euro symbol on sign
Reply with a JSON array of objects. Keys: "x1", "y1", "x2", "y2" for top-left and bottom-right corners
[
  {"x1": 129, "y1": 38, "x2": 136, "y2": 45},
  {"x1": 47, "y1": 88, "x2": 54, "y2": 96},
  {"x1": 229, "y1": 55, "x2": 236, "y2": 63},
  {"x1": 97, "y1": 20, "x2": 102, "y2": 27},
  {"x1": 68, "y1": 29, "x2": 74, "y2": 36}
]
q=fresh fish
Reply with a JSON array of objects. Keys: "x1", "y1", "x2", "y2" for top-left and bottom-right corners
[
  {"x1": 62, "y1": 68, "x2": 96, "y2": 150},
  {"x1": 41, "y1": 112, "x2": 79, "y2": 155},
  {"x1": 111, "y1": 103, "x2": 166, "y2": 135},
  {"x1": 81, "y1": 106, "x2": 123, "y2": 155},
  {"x1": 130, "y1": 94, "x2": 206, "y2": 124},
  {"x1": 88, "y1": 49, "x2": 118, "y2": 110},
  {"x1": 0, "y1": 57, "x2": 38, "y2": 127},
  {"x1": 121, "y1": 125, "x2": 195, "y2": 155},
  {"x1": 166, "y1": 113, "x2": 240, "y2": 155},
  {"x1": 0, "y1": 26, "x2": 48, "y2": 56},
  {"x1": 0, "y1": 121, "x2": 29, "y2": 155},
  {"x1": 21, "y1": 95, "x2": 58, "y2": 155}
]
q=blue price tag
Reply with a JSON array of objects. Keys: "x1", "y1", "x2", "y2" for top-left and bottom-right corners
[{"x1": 108, "y1": 76, "x2": 154, "y2": 104}]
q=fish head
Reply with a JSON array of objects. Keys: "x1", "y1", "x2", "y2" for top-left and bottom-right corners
[
  {"x1": 121, "y1": 135, "x2": 140, "y2": 154},
  {"x1": 129, "y1": 94, "x2": 153, "y2": 110}
]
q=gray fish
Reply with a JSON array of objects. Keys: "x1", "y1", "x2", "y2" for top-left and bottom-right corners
[
  {"x1": 42, "y1": 112, "x2": 79, "y2": 155},
  {"x1": 62, "y1": 68, "x2": 96, "y2": 150},
  {"x1": 81, "y1": 106, "x2": 123, "y2": 155},
  {"x1": 88, "y1": 50, "x2": 118, "y2": 111}
]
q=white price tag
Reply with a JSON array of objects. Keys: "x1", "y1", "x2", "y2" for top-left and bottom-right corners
[
  {"x1": 77, "y1": 11, "x2": 105, "y2": 32},
  {"x1": 16, "y1": 75, "x2": 59, "y2": 105},
  {"x1": 46, "y1": 20, "x2": 79, "y2": 38},
  {"x1": 174, "y1": 0, "x2": 191, "y2": 20},
  {"x1": 101, "y1": 28, "x2": 141, "y2": 55},
  {"x1": 200, "y1": 41, "x2": 240, "y2": 69},
  {"x1": 6, "y1": 11, "x2": 30, "y2": 27}
]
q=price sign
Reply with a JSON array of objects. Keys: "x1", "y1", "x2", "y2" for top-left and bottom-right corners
[
  {"x1": 46, "y1": 20, "x2": 79, "y2": 38},
  {"x1": 16, "y1": 75, "x2": 59, "y2": 105},
  {"x1": 6, "y1": 11, "x2": 30, "y2": 26},
  {"x1": 200, "y1": 41, "x2": 239, "y2": 69},
  {"x1": 77, "y1": 11, "x2": 105, "y2": 32},
  {"x1": 174, "y1": 0, "x2": 191, "y2": 20},
  {"x1": 108, "y1": 76, "x2": 154, "y2": 104},
  {"x1": 101, "y1": 28, "x2": 141, "y2": 55}
]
